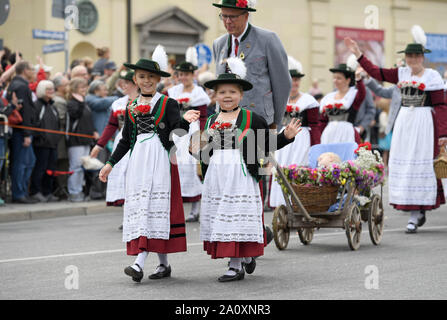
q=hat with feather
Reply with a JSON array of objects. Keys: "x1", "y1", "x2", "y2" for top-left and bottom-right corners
[
  {"x1": 204, "y1": 57, "x2": 253, "y2": 91},
  {"x1": 175, "y1": 47, "x2": 199, "y2": 73},
  {"x1": 397, "y1": 25, "x2": 431, "y2": 54},
  {"x1": 329, "y1": 54, "x2": 359, "y2": 86},
  {"x1": 124, "y1": 45, "x2": 171, "y2": 77},
  {"x1": 288, "y1": 56, "x2": 305, "y2": 78}
]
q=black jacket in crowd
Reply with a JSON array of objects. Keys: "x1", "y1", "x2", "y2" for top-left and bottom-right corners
[
  {"x1": 33, "y1": 98, "x2": 61, "y2": 149},
  {"x1": 6, "y1": 76, "x2": 36, "y2": 137},
  {"x1": 108, "y1": 96, "x2": 190, "y2": 167},
  {"x1": 196, "y1": 109, "x2": 295, "y2": 183},
  {"x1": 0, "y1": 97, "x2": 16, "y2": 138},
  {"x1": 66, "y1": 97, "x2": 96, "y2": 147}
]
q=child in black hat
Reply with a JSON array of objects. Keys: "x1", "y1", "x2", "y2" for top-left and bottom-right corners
[
  {"x1": 99, "y1": 46, "x2": 200, "y2": 283},
  {"x1": 191, "y1": 57, "x2": 301, "y2": 282}
]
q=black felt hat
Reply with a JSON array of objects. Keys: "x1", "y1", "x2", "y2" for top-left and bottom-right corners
[
  {"x1": 123, "y1": 59, "x2": 171, "y2": 77},
  {"x1": 119, "y1": 69, "x2": 135, "y2": 82},
  {"x1": 175, "y1": 62, "x2": 198, "y2": 73},
  {"x1": 397, "y1": 43, "x2": 431, "y2": 54},
  {"x1": 213, "y1": 0, "x2": 256, "y2": 12},
  {"x1": 204, "y1": 73, "x2": 253, "y2": 91}
]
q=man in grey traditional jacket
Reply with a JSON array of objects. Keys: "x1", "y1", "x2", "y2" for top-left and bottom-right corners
[{"x1": 212, "y1": 0, "x2": 291, "y2": 129}]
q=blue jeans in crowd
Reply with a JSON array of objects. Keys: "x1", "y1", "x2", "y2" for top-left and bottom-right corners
[{"x1": 11, "y1": 131, "x2": 36, "y2": 200}]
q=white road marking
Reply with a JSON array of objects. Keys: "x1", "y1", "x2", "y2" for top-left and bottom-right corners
[{"x1": 1, "y1": 225, "x2": 446, "y2": 264}]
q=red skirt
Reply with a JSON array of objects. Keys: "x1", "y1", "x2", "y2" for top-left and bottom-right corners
[
  {"x1": 107, "y1": 199, "x2": 124, "y2": 207},
  {"x1": 392, "y1": 110, "x2": 445, "y2": 211},
  {"x1": 126, "y1": 163, "x2": 187, "y2": 255},
  {"x1": 182, "y1": 195, "x2": 201, "y2": 203},
  {"x1": 203, "y1": 180, "x2": 266, "y2": 259}
]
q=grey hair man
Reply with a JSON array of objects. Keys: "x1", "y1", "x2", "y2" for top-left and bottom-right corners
[{"x1": 212, "y1": 0, "x2": 291, "y2": 129}]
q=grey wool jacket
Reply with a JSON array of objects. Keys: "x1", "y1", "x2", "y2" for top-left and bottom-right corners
[{"x1": 213, "y1": 24, "x2": 291, "y2": 126}]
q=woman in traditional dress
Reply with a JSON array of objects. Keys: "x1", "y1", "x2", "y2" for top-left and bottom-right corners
[
  {"x1": 168, "y1": 47, "x2": 211, "y2": 222},
  {"x1": 345, "y1": 25, "x2": 447, "y2": 233},
  {"x1": 99, "y1": 46, "x2": 200, "y2": 282},
  {"x1": 191, "y1": 58, "x2": 301, "y2": 282},
  {"x1": 319, "y1": 55, "x2": 366, "y2": 144},
  {"x1": 91, "y1": 70, "x2": 138, "y2": 208},
  {"x1": 268, "y1": 56, "x2": 320, "y2": 208}
]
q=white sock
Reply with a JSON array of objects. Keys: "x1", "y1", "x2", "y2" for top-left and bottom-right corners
[
  {"x1": 190, "y1": 201, "x2": 200, "y2": 215},
  {"x1": 243, "y1": 257, "x2": 252, "y2": 264},
  {"x1": 408, "y1": 211, "x2": 419, "y2": 225},
  {"x1": 225, "y1": 258, "x2": 242, "y2": 276},
  {"x1": 156, "y1": 253, "x2": 169, "y2": 272},
  {"x1": 132, "y1": 251, "x2": 148, "y2": 271}
]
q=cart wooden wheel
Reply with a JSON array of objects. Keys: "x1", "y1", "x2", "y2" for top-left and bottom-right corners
[
  {"x1": 272, "y1": 205, "x2": 290, "y2": 250},
  {"x1": 344, "y1": 203, "x2": 362, "y2": 251},
  {"x1": 298, "y1": 228, "x2": 314, "y2": 245},
  {"x1": 368, "y1": 194, "x2": 384, "y2": 245}
]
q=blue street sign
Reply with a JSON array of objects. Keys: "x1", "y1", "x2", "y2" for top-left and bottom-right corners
[
  {"x1": 33, "y1": 29, "x2": 66, "y2": 41},
  {"x1": 42, "y1": 43, "x2": 66, "y2": 54},
  {"x1": 426, "y1": 33, "x2": 447, "y2": 63},
  {"x1": 195, "y1": 43, "x2": 212, "y2": 67}
]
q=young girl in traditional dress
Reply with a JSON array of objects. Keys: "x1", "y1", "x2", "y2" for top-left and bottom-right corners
[
  {"x1": 319, "y1": 55, "x2": 366, "y2": 144},
  {"x1": 168, "y1": 47, "x2": 211, "y2": 222},
  {"x1": 345, "y1": 25, "x2": 447, "y2": 233},
  {"x1": 99, "y1": 47, "x2": 200, "y2": 282},
  {"x1": 91, "y1": 70, "x2": 138, "y2": 209},
  {"x1": 269, "y1": 56, "x2": 320, "y2": 208},
  {"x1": 191, "y1": 58, "x2": 301, "y2": 282}
]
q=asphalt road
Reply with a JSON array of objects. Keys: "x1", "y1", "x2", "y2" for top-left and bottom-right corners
[{"x1": 1, "y1": 187, "x2": 447, "y2": 300}]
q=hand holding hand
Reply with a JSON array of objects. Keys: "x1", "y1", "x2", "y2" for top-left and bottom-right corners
[
  {"x1": 284, "y1": 118, "x2": 302, "y2": 140},
  {"x1": 90, "y1": 145, "x2": 102, "y2": 158},
  {"x1": 183, "y1": 110, "x2": 200, "y2": 123},
  {"x1": 99, "y1": 163, "x2": 113, "y2": 183}
]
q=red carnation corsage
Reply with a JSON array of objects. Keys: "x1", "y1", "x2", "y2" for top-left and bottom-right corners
[
  {"x1": 418, "y1": 83, "x2": 426, "y2": 91},
  {"x1": 112, "y1": 109, "x2": 126, "y2": 118},
  {"x1": 177, "y1": 97, "x2": 190, "y2": 104},
  {"x1": 210, "y1": 121, "x2": 233, "y2": 131},
  {"x1": 324, "y1": 104, "x2": 333, "y2": 113},
  {"x1": 133, "y1": 104, "x2": 152, "y2": 115}
]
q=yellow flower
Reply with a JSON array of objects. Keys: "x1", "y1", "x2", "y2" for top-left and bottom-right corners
[{"x1": 341, "y1": 178, "x2": 347, "y2": 185}]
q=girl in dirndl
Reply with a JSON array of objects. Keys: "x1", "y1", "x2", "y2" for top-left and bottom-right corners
[
  {"x1": 345, "y1": 25, "x2": 447, "y2": 233},
  {"x1": 168, "y1": 47, "x2": 211, "y2": 222},
  {"x1": 91, "y1": 70, "x2": 138, "y2": 210},
  {"x1": 320, "y1": 55, "x2": 366, "y2": 144},
  {"x1": 269, "y1": 56, "x2": 321, "y2": 208},
  {"x1": 191, "y1": 58, "x2": 301, "y2": 282},
  {"x1": 99, "y1": 48, "x2": 200, "y2": 283}
]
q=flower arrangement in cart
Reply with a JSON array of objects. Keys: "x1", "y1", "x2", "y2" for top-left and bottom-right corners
[{"x1": 277, "y1": 143, "x2": 386, "y2": 193}]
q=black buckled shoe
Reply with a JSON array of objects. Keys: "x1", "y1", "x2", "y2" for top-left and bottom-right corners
[
  {"x1": 417, "y1": 213, "x2": 426, "y2": 227},
  {"x1": 243, "y1": 258, "x2": 256, "y2": 274},
  {"x1": 185, "y1": 213, "x2": 199, "y2": 222},
  {"x1": 148, "y1": 264, "x2": 171, "y2": 280},
  {"x1": 218, "y1": 268, "x2": 245, "y2": 282},
  {"x1": 124, "y1": 264, "x2": 144, "y2": 283},
  {"x1": 406, "y1": 222, "x2": 418, "y2": 234}
]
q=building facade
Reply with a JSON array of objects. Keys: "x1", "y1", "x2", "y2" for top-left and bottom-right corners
[{"x1": 1, "y1": 0, "x2": 447, "y2": 93}]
